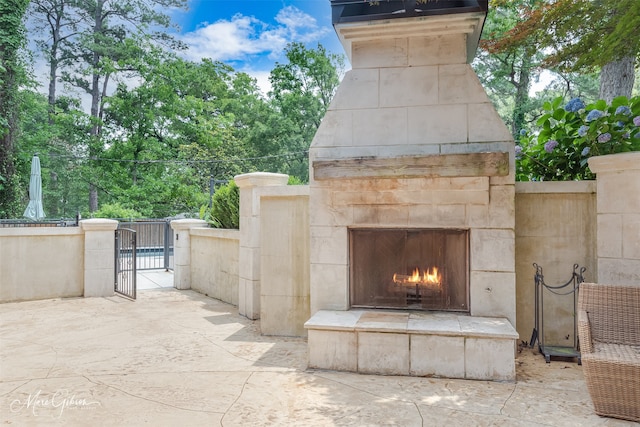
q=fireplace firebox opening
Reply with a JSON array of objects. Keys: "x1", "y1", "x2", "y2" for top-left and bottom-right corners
[{"x1": 349, "y1": 228, "x2": 469, "y2": 311}]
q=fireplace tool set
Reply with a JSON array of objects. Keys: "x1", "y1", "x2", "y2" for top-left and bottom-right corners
[{"x1": 529, "y1": 263, "x2": 586, "y2": 364}]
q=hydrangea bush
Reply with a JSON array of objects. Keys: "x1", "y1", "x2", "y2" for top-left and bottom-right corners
[{"x1": 517, "y1": 95, "x2": 640, "y2": 181}]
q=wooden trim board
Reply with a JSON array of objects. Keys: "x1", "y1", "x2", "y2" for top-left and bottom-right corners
[{"x1": 313, "y1": 152, "x2": 509, "y2": 180}]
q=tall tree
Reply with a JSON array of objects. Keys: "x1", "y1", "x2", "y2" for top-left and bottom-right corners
[
  {"x1": 0, "y1": 0, "x2": 30, "y2": 218},
  {"x1": 30, "y1": 0, "x2": 82, "y2": 123},
  {"x1": 15, "y1": 90, "x2": 91, "y2": 217},
  {"x1": 59, "y1": 0, "x2": 186, "y2": 212},
  {"x1": 476, "y1": 0, "x2": 541, "y2": 136},
  {"x1": 488, "y1": 0, "x2": 639, "y2": 101},
  {"x1": 266, "y1": 43, "x2": 344, "y2": 180},
  {"x1": 101, "y1": 55, "x2": 259, "y2": 216}
]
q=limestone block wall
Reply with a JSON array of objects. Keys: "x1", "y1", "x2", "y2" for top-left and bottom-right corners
[
  {"x1": 308, "y1": 27, "x2": 517, "y2": 329},
  {"x1": 515, "y1": 181, "x2": 597, "y2": 342},
  {"x1": 311, "y1": 33, "x2": 514, "y2": 161},
  {"x1": 589, "y1": 152, "x2": 640, "y2": 286},
  {"x1": 260, "y1": 186, "x2": 310, "y2": 336},
  {"x1": 309, "y1": 176, "x2": 517, "y2": 326},
  {"x1": 190, "y1": 228, "x2": 240, "y2": 306}
]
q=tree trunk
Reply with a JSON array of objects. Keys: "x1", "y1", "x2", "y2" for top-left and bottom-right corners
[
  {"x1": 512, "y1": 54, "x2": 532, "y2": 137},
  {"x1": 88, "y1": 0, "x2": 104, "y2": 213},
  {"x1": 89, "y1": 183, "x2": 98, "y2": 212},
  {"x1": 0, "y1": 0, "x2": 30, "y2": 217},
  {"x1": 599, "y1": 56, "x2": 635, "y2": 103},
  {"x1": 48, "y1": 52, "x2": 58, "y2": 124},
  {"x1": 0, "y1": 70, "x2": 18, "y2": 216}
]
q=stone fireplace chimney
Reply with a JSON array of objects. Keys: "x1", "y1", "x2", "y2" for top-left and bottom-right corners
[{"x1": 305, "y1": 0, "x2": 518, "y2": 381}]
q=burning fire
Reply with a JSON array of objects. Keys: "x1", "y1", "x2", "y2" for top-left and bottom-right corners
[{"x1": 393, "y1": 267, "x2": 442, "y2": 289}]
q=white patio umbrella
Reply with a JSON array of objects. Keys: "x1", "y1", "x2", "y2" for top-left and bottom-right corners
[{"x1": 23, "y1": 154, "x2": 46, "y2": 220}]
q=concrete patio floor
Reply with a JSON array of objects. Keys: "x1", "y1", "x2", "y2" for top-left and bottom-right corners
[{"x1": 0, "y1": 272, "x2": 635, "y2": 426}]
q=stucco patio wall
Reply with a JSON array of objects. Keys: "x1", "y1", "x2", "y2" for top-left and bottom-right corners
[
  {"x1": 259, "y1": 186, "x2": 310, "y2": 337},
  {"x1": 514, "y1": 181, "x2": 597, "y2": 343},
  {"x1": 0, "y1": 219, "x2": 118, "y2": 302},
  {"x1": 190, "y1": 228, "x2": 239, "y2": 306}
]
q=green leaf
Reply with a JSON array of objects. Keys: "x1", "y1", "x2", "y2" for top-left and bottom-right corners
[
  {"x1": 593, "y1": 99, "x2": 607, "y2": 110},
  {"x1": 537, "y1": 113, "x2": 552, "y2": 126},
  {"x1": 553, "y1": 108, "x2": 566, "y2": 120},
  {"x1": 610, "y1": 96, "x2": 629, "y2": 108},
  {"x1": 551, "y1": 96, "x2": 564, "y2": 110}
]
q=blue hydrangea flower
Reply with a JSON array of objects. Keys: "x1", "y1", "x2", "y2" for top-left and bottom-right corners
[
  {"x1": 634, "y1": 116, "x2": 640, "y2": 127},
  {"x1": 578, "y1": 125, "x2": 589, "y2": 137},
  {"x1": 623, "y1": 132, "x2": 630, "y2": 139},
  {"x1": 586, "y1": 110, "x2": 604, "y2": 122},
  {"x1": 519, "y1": 129, "x2": 527, "y2": 136},
  {"x1": 564, "y1": 98, "x2": 585, "y2": 113},
  {"x1": 581, "y1": 146, "x2": 590, "y2": 156},
  {"x1": 597, "y1": 133, "x2": 611, "y2": 143},
  {"x1": 544, "y1": 140, "x2": 558, "y2": 153},
  {"x1": 515, "y1": 145, "x2": 522, "y2": 158},
  {"x1": 615, "y1": 106, "x2": 631, "y2": 116}
]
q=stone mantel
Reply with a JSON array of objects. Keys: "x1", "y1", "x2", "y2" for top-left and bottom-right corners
[{"x1": 313, "y1": 152, "x2": 509, "y2": 180}]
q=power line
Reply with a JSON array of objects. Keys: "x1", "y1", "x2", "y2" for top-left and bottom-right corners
[{"x1": 45, "y1": 150, "x2": 309, "y2": 164}]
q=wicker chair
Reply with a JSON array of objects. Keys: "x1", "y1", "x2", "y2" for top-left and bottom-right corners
[{"x1": 577, "y1": 283, "x2": 640, "y2": 422}]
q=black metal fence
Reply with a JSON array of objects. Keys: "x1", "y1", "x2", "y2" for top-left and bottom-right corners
[
  {"x1": 0, "y1": 218, "x2": 79, "y2": 228},
  {"x1": 117, "y1": 219, "x2": 174, "y2": 271},
  {"x1": 1, "y1": 217, "x2": 174, "y2": 271}
]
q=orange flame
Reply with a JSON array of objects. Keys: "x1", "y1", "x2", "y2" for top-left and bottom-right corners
[{"x1": 393, "y1": 267, "x2": 442, "y2": 287}]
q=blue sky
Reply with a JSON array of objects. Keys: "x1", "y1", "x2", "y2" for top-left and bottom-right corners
[{"x1": 170, "y1": 0, "x2": 344, "y2": 92}]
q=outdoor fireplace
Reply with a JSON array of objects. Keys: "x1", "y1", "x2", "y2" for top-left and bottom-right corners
[
  {"x1": 350, "y1": 228, "x2": 469, "y2": 311},
  {"x1": 304, "y1": 0, "x2": 518, "y2": 381}
]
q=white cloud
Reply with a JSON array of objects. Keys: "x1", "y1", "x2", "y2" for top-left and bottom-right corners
[
  {"x1": 180, "y1": 6, "x2": 329, "y2": 63},
  {"x1": 245, "y1": 69, "x2": 272, "y2": 96},
  {"x1": 274, "y1": 6, "x2": 328, "y2": 42}
]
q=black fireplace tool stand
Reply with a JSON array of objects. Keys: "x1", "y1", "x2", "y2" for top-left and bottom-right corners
[{"x1": 529, "y1": 263, "x2": 585, "y2": 365}]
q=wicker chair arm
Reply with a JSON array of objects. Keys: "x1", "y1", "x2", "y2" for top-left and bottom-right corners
[{"x1": 577, "y1": 309, "x2": 593, "y2": 354}]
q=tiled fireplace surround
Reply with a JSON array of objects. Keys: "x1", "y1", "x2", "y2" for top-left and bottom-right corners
[{"x1": 305, "y1": 13, "x2": 519, "y2": 381}]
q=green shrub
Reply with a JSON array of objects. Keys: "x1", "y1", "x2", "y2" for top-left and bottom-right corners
[
  {"x1": 517, "y1": 95, "x2": 640, "y2": 181},
  {"x1": 93, "y1": 203, "x2": 142, "y2": 219},
  {"x1": 201, "y1": 181, "x2": 239, "y2": 229},
  {"x1": 287, "y1": 175, "x2": 304, "y2": 185}
]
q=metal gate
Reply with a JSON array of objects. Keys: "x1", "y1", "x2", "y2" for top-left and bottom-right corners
[
  {"x1": 115, "y1": 228, "x2": 137, "y2": 300},
  {"x1": 118, "y1": 219, "x2": 174, "y2": 271}
]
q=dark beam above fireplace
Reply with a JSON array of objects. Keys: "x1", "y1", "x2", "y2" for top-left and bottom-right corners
[
  {"x1": 331, "y1": 0, "x2": 489, "y2": 24},
  {"x1": 313, "y1": 152, "x2": 509, "y2": 180}
]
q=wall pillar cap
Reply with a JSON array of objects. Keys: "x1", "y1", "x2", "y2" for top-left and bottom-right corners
[
  {"x1": 234, "y1": 172, "x2": 289, "y2": 188},
  {"x1": 588, "y1": 152, "x2": 640, "y2": 174},
  {"x1": 80, "y1": 218, "x2": 119, "y2": 231},
  {"x1": 170, "y1": 219, "x2": 208, "y2": 231}
]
